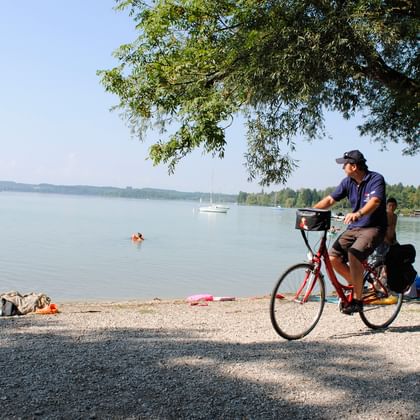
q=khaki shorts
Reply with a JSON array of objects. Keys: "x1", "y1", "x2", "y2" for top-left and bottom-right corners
[{"x1": 329, "y1": 227, "x2": 385, "y2": 262}]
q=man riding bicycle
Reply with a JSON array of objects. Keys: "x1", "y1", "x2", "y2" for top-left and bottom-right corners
[{"x1": 314, "y1": 150, "x2": 387, "y2": 314}]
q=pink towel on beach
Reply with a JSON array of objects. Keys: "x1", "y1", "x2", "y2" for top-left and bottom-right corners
[{"x1": 186, "y1": 294, "x2": 214, "y2": 303}]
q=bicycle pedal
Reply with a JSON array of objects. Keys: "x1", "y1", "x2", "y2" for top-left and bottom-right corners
[
  {"x1": 338, "y1": 300, "x2": 347, "y2": 313},
  {"x1": 339, "y1": 304, "x2": 354, "y2": 315}
]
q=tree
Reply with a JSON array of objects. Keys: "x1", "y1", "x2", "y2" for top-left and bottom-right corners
[
  {"x1": 99, "y1": 0, "x2": 419, "y2": 186},
  {"x1": 295, "y1": 188, "x2": 313, "y2": 208},
  {"x1": 237, "y1": 191, "x2": 248, "y2": 204}
]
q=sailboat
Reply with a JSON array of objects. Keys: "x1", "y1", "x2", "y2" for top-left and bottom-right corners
[
  {"x1": 199, "y1": 177, "x2": 229, "y2": 213},
  {"x1": 199, "y1": 203, "x2": 228, "y2": 213},
  {"x1": 199, "y1": 193, "x2": 229, "y2": 213},
  {"x1": 215, "y1": 204, "x2": 230, "y2": 210}
]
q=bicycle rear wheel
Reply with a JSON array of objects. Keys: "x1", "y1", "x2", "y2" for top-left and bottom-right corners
[
  {"x1": 270, "y1": 263, "x2": 325, "y2": 340},
  {"x1": 359, "y1": 264, "x2": 403, "y2": 329}
]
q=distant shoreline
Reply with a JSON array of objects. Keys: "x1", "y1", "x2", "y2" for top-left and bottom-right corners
[
  {"x1": 2, "y1": 180, "x2": 419, "y2": 214},
  {"x1": 0, "y1": 180, "x2": 237, "y2": 203}
]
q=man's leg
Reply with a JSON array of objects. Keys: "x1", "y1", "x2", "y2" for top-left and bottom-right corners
[
  {"x1": 330, "y1": 255, "x2": 351, "y2": 283},
  {"x1": 330, "y1": 229, "x2": 365, "y2": 315},
  {"x1": 329, "y1": 230, "x2": 355, "y2": 284},
  {"x1": 344, "y1": 228, "x2": 385, "y2": 311},
  {"x1": 348, "y1": 252, "x2": 364, "y2": 300}
]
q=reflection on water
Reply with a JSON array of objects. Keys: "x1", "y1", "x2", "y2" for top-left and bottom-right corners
[
  {"x1": 1, "y1": 192, "x2": 419, "y2": 301},
  {"x1": 397, "y1": 216, "x2": 420, "y2": 243}
]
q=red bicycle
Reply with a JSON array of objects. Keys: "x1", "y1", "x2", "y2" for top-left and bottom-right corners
[{"x1": 270, "y1": 208, "x2": 403, "y2": 340}]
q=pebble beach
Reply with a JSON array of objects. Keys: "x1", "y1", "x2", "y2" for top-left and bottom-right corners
[{"x1": 1, "y1": 297, "x2": 419, "y2": 419}]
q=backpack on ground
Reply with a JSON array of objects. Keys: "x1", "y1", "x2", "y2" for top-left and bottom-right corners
[
  {"x1": 385, "y1": 244, "x2": 417, "y2": 293},
  {"x1": 0, "y1": 298, "x2": 19, "y2": 316}
]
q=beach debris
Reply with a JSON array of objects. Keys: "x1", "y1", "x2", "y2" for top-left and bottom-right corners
[
  {"x1": 186, "y1": 294, "x2": 236, "y2": 305},
  {"x1": 213, "y1": 296, "x2": 235, "y2": 302}
]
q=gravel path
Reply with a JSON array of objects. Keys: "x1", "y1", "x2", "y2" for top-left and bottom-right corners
[{"x1": 1, "y1": 297, "x2": 419, "y2": 419}]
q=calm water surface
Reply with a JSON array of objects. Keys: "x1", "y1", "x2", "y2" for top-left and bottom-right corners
[{"x1": 1, "y1": 192, "x2": 419, "y2": 301}]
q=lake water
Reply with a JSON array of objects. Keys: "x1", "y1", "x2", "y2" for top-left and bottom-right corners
[{"x1": 1, "y1": 192, "x2": 419, "y2": 301}]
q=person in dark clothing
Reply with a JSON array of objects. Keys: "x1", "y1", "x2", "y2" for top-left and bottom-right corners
[{"x1": 314, "y1": 150, "x2": 387, "y2": 314}]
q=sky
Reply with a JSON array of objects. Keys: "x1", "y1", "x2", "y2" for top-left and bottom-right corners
[{"x1": 0, "y1": 1, "x2": 418, "y2": 194}]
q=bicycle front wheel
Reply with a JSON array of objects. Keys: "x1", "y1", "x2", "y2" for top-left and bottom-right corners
[
  {"x1": 359, "y1": 264, "x2": 403, "y2": 329},
  {"x1": 270, "y1": 263, "x2": 325, "y2": 340}
]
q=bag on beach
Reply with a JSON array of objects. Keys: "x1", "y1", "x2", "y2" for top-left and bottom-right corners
[
  {"x1": 0, "y1": 298, "x2": 19, "y2": 316},
  {"x1": 385, "y1": 244, "x2": 417, "y2": 293}
]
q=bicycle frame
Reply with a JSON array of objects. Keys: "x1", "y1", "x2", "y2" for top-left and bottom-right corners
[{"x1": 300, "y1": 230, "x2": 353, "y2": 304}]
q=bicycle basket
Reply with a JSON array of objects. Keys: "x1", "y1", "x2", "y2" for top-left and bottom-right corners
[{"x1": 295, "y1": 208, "x2": 331, "y2": 231}]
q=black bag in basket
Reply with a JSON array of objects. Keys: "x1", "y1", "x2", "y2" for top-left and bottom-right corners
[{"x1": 295, "y1": 208, "x2": 331, "y2": 231}]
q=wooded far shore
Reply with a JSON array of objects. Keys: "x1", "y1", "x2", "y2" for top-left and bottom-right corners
[{"x1": 1, "y1": 180, "x2": 419, "y2": 213}]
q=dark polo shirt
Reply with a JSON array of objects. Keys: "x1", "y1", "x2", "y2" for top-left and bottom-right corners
[{"x1": 331, "y1": 171, "x2": 387, "y2": 230}]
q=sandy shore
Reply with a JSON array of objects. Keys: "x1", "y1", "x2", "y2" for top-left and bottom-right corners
[{"x1": 1, "y1": 297, "x2": 419, "y2": 419}]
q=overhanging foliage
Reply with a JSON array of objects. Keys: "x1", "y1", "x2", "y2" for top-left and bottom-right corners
[{"x1": 99, "y1": 0, "x2": 419, "y2": 185}]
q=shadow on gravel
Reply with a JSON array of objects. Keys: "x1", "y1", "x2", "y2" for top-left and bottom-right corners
[
  {"x1": 0, "y1": 316, "x2": 418, "y2": 419},
  {"x1": 329, "y1": 324, "x2": 420, "y2": 339}
]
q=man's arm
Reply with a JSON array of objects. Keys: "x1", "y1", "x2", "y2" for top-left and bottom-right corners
[
  {"x1": 344, "y1": 197, "x2": 381, "y2": 224},
  {"x1": 314, "y1": 195, "x2": 336, "y2": 209}
]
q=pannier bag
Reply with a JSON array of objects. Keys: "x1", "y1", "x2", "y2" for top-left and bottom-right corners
[
  {"x1": 385, "y1": 244, "x2": 417, "y2": 293},
  {"x1": 296, "y1": 208, "x2": 331, "y2": 231}
]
